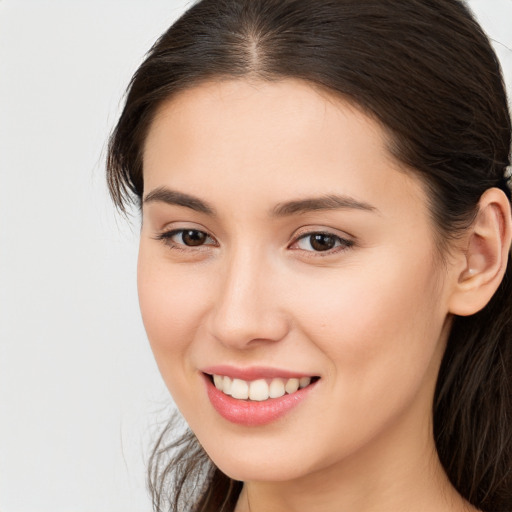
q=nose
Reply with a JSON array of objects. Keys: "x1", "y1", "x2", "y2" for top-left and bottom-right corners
[{"x1": 207, "y1": 247, "x2": 290, "y2": 349}]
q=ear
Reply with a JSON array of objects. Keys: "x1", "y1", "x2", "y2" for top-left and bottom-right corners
[{"x1": 448, "y1": 188, "x2": 512, "y2": 316}]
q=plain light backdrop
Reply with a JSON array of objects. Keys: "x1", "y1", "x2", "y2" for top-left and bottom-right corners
[{"x1": 0, "y1": 1, "x2": 511, "y2": 511}]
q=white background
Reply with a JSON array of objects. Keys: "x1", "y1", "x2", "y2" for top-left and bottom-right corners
[{"x1": 0, "y1": 1, "x2": 511, "y2": 511}]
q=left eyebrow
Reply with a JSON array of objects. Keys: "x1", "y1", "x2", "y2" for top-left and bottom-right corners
[
  {"x1": 143, "y1": 186, "x2": 216, "y2": 215},
  {"x1": 270, "y1": 194, "x2": 379, "y2": 217}
]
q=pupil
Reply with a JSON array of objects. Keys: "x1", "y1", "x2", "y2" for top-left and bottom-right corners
[
  {"x1": 183, "y1": 230, "x2": 206, "y2": 246},
  {"x1": 310, "y1": 234, "x2": 335, "y2": 251}
]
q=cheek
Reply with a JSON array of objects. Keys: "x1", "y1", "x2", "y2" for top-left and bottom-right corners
[
  {"x1": 136, "y1": 245, "x2": 208, "y2": 382},
  {"x1": 289, "y1": 249, "x2": 446, "y2": 408},
  {"x1": 137, "y1": 246, "x2": 224, "y2": 428}
]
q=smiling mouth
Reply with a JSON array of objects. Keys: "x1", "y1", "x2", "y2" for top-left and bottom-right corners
[{"x1": 205, "y1": 373, "x2": 320, "y2": 402}]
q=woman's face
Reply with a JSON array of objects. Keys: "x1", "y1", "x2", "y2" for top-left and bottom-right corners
[{"x1": 139, "y1": 79, "x2": 456, "y2": 483}]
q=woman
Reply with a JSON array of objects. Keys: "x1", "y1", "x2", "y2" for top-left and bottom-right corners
[{"x1": 107, "y1": 0, "x2": 512, "y2": 511}]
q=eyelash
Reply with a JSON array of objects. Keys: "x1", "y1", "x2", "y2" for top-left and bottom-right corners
[{"x1": 154, "y1": 228, "x2": 354, "y2": 256}]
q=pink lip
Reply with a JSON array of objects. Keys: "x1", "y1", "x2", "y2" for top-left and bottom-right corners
[
  {"x1": 202, "y1": 372, "x2": 318, "y2": 427},
  {"x1": 201, "y1": 365, "x2": 315, "y2": 381}
]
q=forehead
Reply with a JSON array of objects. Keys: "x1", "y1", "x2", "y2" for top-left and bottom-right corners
[
  {"x1": 144, "y1": 78, "x2": 385, "y2": 166},
  {"x1": 142, "y1": 78, "x2": 427, "y2": 220}
]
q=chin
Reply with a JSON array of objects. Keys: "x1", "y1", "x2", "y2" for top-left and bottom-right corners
[
  {"x1": 196, "y1": 430, "x2": 337, "y2": 484},
  {"x1": 212, "y1": 454, "x2": 309, "y2": 483}
]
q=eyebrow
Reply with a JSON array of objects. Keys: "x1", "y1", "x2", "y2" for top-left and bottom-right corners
[
  {"x1": 271, "y1": 194, "x2": 378, "y2": 217},
  {"x1": 143, "y1": 186, "x2": 378, "y2": 217},
  {"x1": 143, "y1": 187, "x2": 216, "y2": 215}
]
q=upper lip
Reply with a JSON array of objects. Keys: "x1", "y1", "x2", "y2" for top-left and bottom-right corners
[{"x1": 200, "y1": 365, "x2": 318, "y2": 381}]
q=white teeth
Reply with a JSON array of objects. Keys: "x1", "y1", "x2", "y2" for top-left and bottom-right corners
[
  {"x1": 223, "y1": 376, "x2": 233, "y2": 395},
  {"x1": 230, "y1": 378, "x2": 249, "y2": 399},
  {"x1": 212, "y1": 374, "x2": 314, "y2": 401},
  {"x1": 249, "y1": 379, "x2": 269, "y2": 401},
  {"x1": 285, "y1": 378, "x2": 300, "y2": 394},
  {"x1": 299, "y1": 377, "x2": 311, "y2": 389},
  {"x1": 269, "y1": 378, "x2": 285, "y2": 398},
  {"x1": 213, "y1": 374, "x2": 224, "y2": 389}
]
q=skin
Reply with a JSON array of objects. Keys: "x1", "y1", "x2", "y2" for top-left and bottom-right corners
[{"x1": 137, "y1": 78, "x2": 509, "y2": 512}]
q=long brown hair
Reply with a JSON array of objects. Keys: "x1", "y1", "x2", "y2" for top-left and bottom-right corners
[{"x1": 107, "y1": 1, "x2": 512, "y2": 510}]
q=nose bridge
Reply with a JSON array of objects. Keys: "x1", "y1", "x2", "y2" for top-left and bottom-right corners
[{"x1": 209, "y1": 242, "x2": 288, "y2": 348}]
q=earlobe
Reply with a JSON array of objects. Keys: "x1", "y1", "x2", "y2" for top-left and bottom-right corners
[{"x1": 448, "y1": 188, "x2": 512, "y2": 316}]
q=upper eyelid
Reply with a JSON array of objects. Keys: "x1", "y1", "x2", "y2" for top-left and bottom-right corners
[
  {"x1": 157, "y1": 219, "x2": 212, "y2": 233},
  {"x1": 291, "y1": 226, "x2": 354, "y2": 242},
  {"x1": 295, "y1": 230, "x2": 344, "y2": 239}
]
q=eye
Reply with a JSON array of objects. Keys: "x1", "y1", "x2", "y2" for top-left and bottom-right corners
[
  {"x1": 292, "y1": 232, "x2": 353, "y2": 253},
  {"x1": 156, "y1": 228, "x2": 216, "y2": 249}
]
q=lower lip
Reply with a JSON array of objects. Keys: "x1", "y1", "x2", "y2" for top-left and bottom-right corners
[{"x1": 204, "y1": 374, "x2": 317, "y2": 426}]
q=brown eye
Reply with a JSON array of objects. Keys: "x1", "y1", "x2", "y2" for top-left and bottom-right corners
[
  {"x1": 157, "y1": 228, "x2": 215, "y2": 249},
  {"x1": 293, "y1": 231, "x2": 353, "y2": 253},
  {"x1": 181, "y1": 229, "x2": 207, "y2": 246},
  {"x1": 309, "y1": 234, "x2": 337, "y2": 251}
]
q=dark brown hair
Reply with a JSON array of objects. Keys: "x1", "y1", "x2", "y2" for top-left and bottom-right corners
[{"x1": 107, "y1": 1, "x2": 512, "y2": 510}]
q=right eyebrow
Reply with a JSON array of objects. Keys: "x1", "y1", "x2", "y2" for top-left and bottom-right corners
[
  {"x1": 270, "y1": 194, "x2": 378, "y2": 217},
  {"x1": 143, "y1": 186, "x2": 216, "y2": 216}
]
